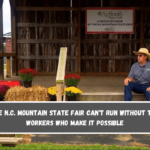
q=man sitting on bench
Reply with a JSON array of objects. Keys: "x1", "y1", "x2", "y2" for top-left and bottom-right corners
[{"x1": 124, "y1": 48, "x2": 150, "y2": 101}]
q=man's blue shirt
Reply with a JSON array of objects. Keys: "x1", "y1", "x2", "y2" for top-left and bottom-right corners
[{"x1": 128, "y1": 61, "x2": 150, "y2": 85}]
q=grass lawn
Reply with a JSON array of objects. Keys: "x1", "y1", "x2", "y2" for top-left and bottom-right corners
[
  {"x1": 0, "y1": 143, "x2": 150, "y2": 150},
  {"x1": 4, "y1": 64, "x2": 6, "y2": 69}
]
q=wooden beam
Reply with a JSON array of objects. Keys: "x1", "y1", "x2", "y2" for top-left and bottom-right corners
[
  {"x1": 81, "y1": 7, "x2": 150, "y2": 11},
  {"x1": 16, "y1": 22, "x2": 142, "y2": 28},
  {"x1": 10, "y1": 0, "x2": 17, "y2": 75},
  {"x1": 140, "y1": 0, "x2": 144, "y2": 47},
  {"x1": 17, "y1": 39, "x2": 140, "y2": 44},
  {"x1": 81, "y1": 39, "x2": 140, "y2": 44},
  {"x1": 81, "y1": 72, "x2": 128, "y2": 76},
  {"x1": 3, "y1": 53, "x2": 16, "y2": 57},
  {"x1": 81, "y1": 56, "x2": 137, "y2": 60},
  {"x1": 17, "y1": 39, "x2": 78, "y2": 44},
  {"x1": 0, "y1": 57, "x2": 3, "y2": 79},
  {"x1": 136, "y1": 7, "x2": 150, "y2": 10},
  {"x1": 78, "y1": 0, "x2": 81, "y2": 75},
  {"x1": 17, "y1": 23, "x2": 78, "y2": 27},
  {"x1": 9, "y1": 0, "x2": 15, "y2": 15},
  {"x1": 37, "y1": 72, "x2": 56, "y2": 76},
  {"x1": 16, "y1": 7, "x2": 78, "y2": 11},
  {"x1": 0, "y1": 0, "x2": 4, "y2": 80},
  {"x1": 56, "y1": 83, "x2": 63, "y2": 101},
  {"x1": 12, "y1": 57, "x2": 16, "y2": 76},
  {"x1": 56, "y1": 48, "x2": 67, "y2": 101},
  {"x1": 17, "y1": 23, "x2": 141, "y2": 28},
  {"x1": 6, "y1": 57, "x2": 11, "y2": 78},
  {"x1": 0, "y1": 53, "x2": 16, "y2": 57},
  {"x1": 17, "y1": 56, "x2": 77, "y2": 60},
  {"x1": 37, "y1": 72, "x2": 78, "y2": 76},
  {"x1": 10, "y1": 0, "x2": 17, "y2": 53},
  {"x1": 36, "y1": 72, "x2": 128, "y2": 76},
  {"x1": 15, "y1": 7, "x2": 150, "y2": 12}
]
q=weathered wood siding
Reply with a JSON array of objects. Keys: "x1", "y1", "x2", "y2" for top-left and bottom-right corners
[
  {"x1": 80, "y1": 0, "x2": 142, "y2": 75},
  {"x1": 11, "y1": 0, "x2": 149, "y2": 75},
  {"x1": 15, "y1": 0, "x2": 78, "y2": 75}
]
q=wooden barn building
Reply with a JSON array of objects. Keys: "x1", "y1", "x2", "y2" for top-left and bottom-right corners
[{"x1": 0, "y1": 0, "x2": 149, "y2": 79}]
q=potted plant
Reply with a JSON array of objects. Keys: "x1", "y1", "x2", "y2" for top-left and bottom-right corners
[
  {"x1": 64, "y1": 86, "x2": 83, "y2": 101},
  {"x1": 65, "y1": 74, "x2": 81, "y2": 87},
  {"x1": 48, "y1": 86, "x2": 63, "y2": 101},
  {"x1": 0, "y1": 85, "x2": 10, "y2": 101},
  {"x1": 18, "y1": 68, "x2": 37, "y2": 88}
]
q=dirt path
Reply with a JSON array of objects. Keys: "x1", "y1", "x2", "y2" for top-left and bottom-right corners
[{"x1": 28, "y1": 134, "x2": 150, "y2": 147}]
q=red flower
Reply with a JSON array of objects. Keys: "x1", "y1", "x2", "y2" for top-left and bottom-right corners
[
  {"x1": 65, "y1": 74, "x2": 81, "y2": 79},
  {"x1": 0, "y1": 85, "x2": 10, "y2": 96},
  {"x1": 18, "y1": 68, "x2": 37, "y2": 81},
  {"x1": 18, "y1": 68, "x2": 37, "y2": 76}
]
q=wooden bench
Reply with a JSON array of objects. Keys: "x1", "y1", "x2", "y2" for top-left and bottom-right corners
[{"x1": 0, "y1": 137, "x2": 22, "y2": 147}]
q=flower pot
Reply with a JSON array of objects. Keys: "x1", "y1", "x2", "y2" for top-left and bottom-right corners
[
  {"x1": 48, "y1": 93, "x2": 64, "y2": 101},
  {"x1": 23, "y1": 81, "x2": 32, "y2": 88},
  {"x1": 67, "y1": 85, "x2": 76, "y2": 87},
  {"x1": 49, "y1": 95, "x2": 56, "y2": 101},
  {"x1": 65, "y1": 74, "x2": 81, "y2": 87},
  {"x1": 67, "y1": 95, "x2": 77, "y2": 101},
  {"x1": 0, "y1": 96, "x2": 4, "y2": 101}
]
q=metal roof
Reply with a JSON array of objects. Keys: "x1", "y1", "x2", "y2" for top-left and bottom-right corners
[{"x1": 3, "y1": 32, "x2": 11, "y2": 38}]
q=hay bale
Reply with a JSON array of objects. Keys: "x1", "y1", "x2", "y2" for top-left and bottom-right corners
[
  {"x1": 5, "y1": 86, "x2": 27, "y2": 101},
  {"x1": 5, "y1": 85, "x2": 49, "y2": 101},
  {"x1": 26, "y1": 85, "x2": 49, "y2": 101}
]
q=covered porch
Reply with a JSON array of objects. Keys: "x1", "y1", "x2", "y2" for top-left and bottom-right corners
[{"x1": 4, "y1": 76, "x2": 146, "y2": 101}]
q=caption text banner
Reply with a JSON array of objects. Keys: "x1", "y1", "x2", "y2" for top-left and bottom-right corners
[{"x1": 0, "y1": 102, "x2": 149, "y2": 133}]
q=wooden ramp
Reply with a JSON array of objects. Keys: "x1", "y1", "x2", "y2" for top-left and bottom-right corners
[{"x1": 0, "y1": 137, "x2": 22, "y2": 147}]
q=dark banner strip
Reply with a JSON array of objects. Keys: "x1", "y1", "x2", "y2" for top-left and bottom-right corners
[{"x1": 0, "y1": 102, "x2": 150, "y2": 133}]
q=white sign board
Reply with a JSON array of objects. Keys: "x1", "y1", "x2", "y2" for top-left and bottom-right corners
[
  {"x1": 86, "y1": 8, "x2": 134, "y2": 34},
  {"x1": 56, "y1": 47, "x2": 67, "y2": 83}
]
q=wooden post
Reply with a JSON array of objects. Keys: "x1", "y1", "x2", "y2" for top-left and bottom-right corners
[
  {"x1": 0, "y1": 0, "x2": 4, "y2": 80},
  {"x1": 6, "y1": 57, "x2": 11, "y2": 78},
  {"x1": 56, "y1": 47, "x2": 67, "y2": 101},
  {"x1": 9, "y1": 0, "x2": 17, "y2": 76},
  {"x1": 12, "y1": 56, "x2": 16, "y2": 76},
  {"x1": 78, "y1": 0, "x2": 81, "y2": 75},
  {"x1": 140, "y1": 0, "x2": 144, "y2": 48},
  {"x1": 56, "y1": 83, "x2": 63, "y2": 101}
]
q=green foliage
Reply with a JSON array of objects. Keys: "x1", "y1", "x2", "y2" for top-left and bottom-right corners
[
  {"x1": 66, "y1": 91, "x2": 79, "y2": 96},
  {"x1": 18, "y1": 68, "x2": 37, "y2": 81},
  {"x1": 65, "y1": 78, "x2": 80, "y2": 86},
  {"x1": 18, "y1": 73, "x2": 34, "y2": 82}
]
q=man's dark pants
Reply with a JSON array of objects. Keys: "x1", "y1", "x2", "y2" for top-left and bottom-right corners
[{"x1": 124, "y1": 82, "x2": 150, "y2": 101}]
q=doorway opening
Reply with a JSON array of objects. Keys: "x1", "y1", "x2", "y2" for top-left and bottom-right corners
[{"x1": 3, "y1": 0, "x2": 11, "y2": 78}]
